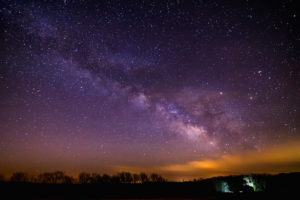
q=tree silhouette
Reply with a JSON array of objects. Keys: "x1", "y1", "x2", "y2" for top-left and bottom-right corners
[
  {"x1": 10, "y1": 172, "x2": 29, "y2": 182},
  {"x1": 101, "y1": 174, "x2": 111, "y2": 183},
  {"x1": 64, "y1": 175, "x2": 75, "y2": 184},
  {"x1": 37, "y1": 171, "x2": 73, "y2": 184},
  {"x1": 52, "y1": 171, "x2": 66, "y2": 184},
  {"x1": 133, "y1": 173, "x2": 141, "y2": 183},
  {"x1": 7, "y1": 171, "x2": 167, "y2": 184},
  {"x1": 150, "y1": 173, "x2": 166, "y2": 182},
  {"x1": 139, "y1": 172, "x2": 149, "y2": 183},
  {"x1": 90, "y1": 173, "x2": 101, "y2": 184},
  {"x1": 29, "y1": 174, "x2": 38, "y2": 183},
  {"x1": 119, "y1": 172, "x2": 133, "y2": 183},
  {"x1": 78, "y1": 172, "x2": 92, "y2": 184},
  {"x1": 38, "y1": 172, "x2": 53, "y2": 183}
]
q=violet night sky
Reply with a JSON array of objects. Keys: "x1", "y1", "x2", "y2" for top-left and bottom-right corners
[{"x1": 0, "y1": 0, "x2": 299, "y2": 179}]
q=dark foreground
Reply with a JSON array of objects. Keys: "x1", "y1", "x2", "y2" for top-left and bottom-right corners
[
  {"x1": 1, "y1": 183, "x2": 298, "y2": 200},
  {"x1": 2, "y1": 172, "x2": 300, "y2": 199}
]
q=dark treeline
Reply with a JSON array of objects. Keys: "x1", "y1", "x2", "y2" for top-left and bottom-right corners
[
  {"x1": 0, "y1": 172, "x2": 300, "y2": 199},
  {"x1": 1, "y1": 171, "x2": 166, "y2": 184}
]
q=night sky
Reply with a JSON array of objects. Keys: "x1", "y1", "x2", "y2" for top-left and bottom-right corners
[{"x1": 1, "y1": 0, "x2": 300, "y2": 180}]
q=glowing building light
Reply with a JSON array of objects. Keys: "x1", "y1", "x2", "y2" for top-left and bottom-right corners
[
  {"x1": 243, "y1": 176, "x2": 256, "y2": 191},
  {"x1": 215, "y1": 181, "x2": 233, "y2": 193}
]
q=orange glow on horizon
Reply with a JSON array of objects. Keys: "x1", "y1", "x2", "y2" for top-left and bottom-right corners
[{"x1": 157, "y1": 140, "x2": 300, "y2": 180}]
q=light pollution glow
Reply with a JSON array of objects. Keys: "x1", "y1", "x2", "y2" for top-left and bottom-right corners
[{"x1": 106, "y1": 140, "x2": 300, "y2": 181}]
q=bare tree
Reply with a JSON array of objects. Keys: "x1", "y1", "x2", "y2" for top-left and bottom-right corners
[
  {"x1": 10, "y1": 172, "x2": 29, "y2": 182},
  {"x1": 38, "y1": 172, "x2": 53, "y2": 183},
  {"x1": 64, "y1": 175, "x2": 75, "y2": 184},
  {"x1": 37, "y1": 171, "x2": 73, "y2": 184},
  {"x1": 78, "y1": 172, "x2": 92, "y2": 184},
  {"x1": 29, "y1": 174, "x2": 38, "y2": 183},
  {"x1": 8, "y1": 171, "x2": 167, "y2": 184},
  {"x1": 133, "y1": 173, "x2": 141, "y2": 183},
  {"x1": 139, "y1": 172, "x2": 149, "y2": 183},
  {"x1": 119, "y1": 172, "x2": 133, "y2": 183},
  {"x1": 52, "y1": 171, "x2": 66, "y2": 184},
  {"x1": 150, "y1": 173, "x2": 166, "y2": 182},
  {"x1": 90, "y1": 173, "x2": 101, "y2": 184},
  {"x1": 101, "y1": 174, "x2": 111, "y2": 183}
]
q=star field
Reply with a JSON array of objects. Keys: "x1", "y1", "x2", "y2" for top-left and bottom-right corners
[{"x1": 0, "y1": 0, "x2": 299, "y2": 179}]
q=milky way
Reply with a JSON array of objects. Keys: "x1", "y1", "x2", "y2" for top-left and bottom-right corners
[{"x1": 0, "y1": 0, "x2": 299, "y2": 179}]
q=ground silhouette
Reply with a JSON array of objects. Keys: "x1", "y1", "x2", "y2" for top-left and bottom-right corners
[{"x1": 1, "y1": 171, "x2": 299, "y2": 199}]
